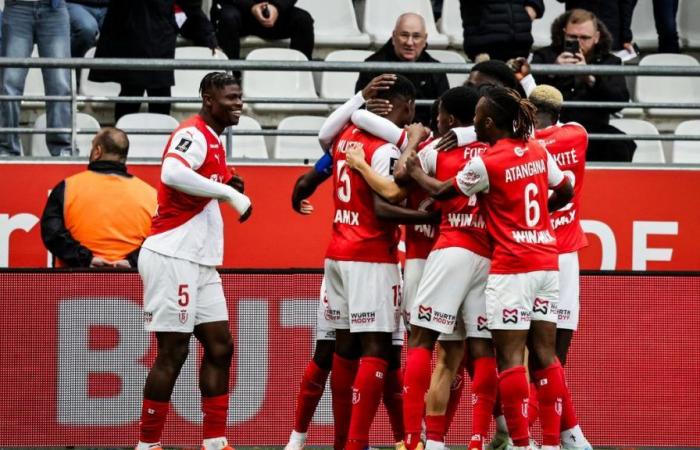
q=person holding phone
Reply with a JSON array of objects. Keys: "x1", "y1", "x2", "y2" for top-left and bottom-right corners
[{"x1": 530, "y1": 9, "x2": 635, "y2": 162}]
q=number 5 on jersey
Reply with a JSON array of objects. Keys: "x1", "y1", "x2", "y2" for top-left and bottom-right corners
[
  {"x1": 178, "y1": 284, "x2": 190, "y2": 307},
  {"x1": 336, "y1": 160, "x2": 352, "y2": 203}
]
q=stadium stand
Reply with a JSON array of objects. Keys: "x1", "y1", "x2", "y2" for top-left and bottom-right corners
[
  {"x1": 114, "y1": 113, "x2": 179, "y2": 158},
  {"x1": 320, "y1": 50, "x2": 373, "y2": 100},
  {"x1": 635, "y1": 53, "x2": 700, "y2": 117},
  {"x1": 532, "y1": 0, "x2": 566, "y2": 48},
  {"x1": 223, "y1": 115, "x2": 269, "y2": 159},
  {"x1": 31, "y1": 112, "x2": 100, "y2": 158},
  {"x1": 672, "y1": 120, "x2": 700, "y2": 163},
  {"x1": 361, "y1": 0, "x2": 450, "y2": 48},
  {"x1": 610, "y1": 118, "x2": 665, "y2": 163},
  {"x1": 79, "y1": 47, "x2": 120, "y2": 111},
  {"x1": 272, "y1": 115, "x2": 326, "y2": 160},
  {"x1": 173, "y1": 46, "x2": 228, "y2": 112},
  {"x1": 427, "y1": 49, "x2": 468, "y2": 87},
  {"x1": 630, "y1": 0, "x2": 660, "y2": 51},
  {"x1": 296, "y1": 0, "x2": 371, "y2": 48},
  {"x1": 437, "y1": 0, "x2": 463, "y2": 48},
  {"x1": 679, "y1": 0, "x2": 700, "y2": 48}
]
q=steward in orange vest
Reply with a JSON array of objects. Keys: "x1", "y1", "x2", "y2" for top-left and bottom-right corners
[{"x1": 41, "y1": 127, "x2": 157, "y2": 268}]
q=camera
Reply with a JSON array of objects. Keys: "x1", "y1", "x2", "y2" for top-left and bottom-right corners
[{"x1": 564, "y1": 39, "x2": 580, "y2": 55}]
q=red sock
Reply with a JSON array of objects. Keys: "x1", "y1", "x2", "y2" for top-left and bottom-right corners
[
  {"x1": 384, "y1": 368, "x2": 405, "y2": 443},
  {"x1": 425, "y1": 414, "x2": 447, "y2": 442},
  {"x1": 471, "y1": 357, "x2": 498, "y2": 443},
  {"x1": 403, "y1": 347, "x2": 432, "y2": 450},
  {"x1": 202, "y1": 394, "x2": 229, "y2": 439},
  {"x1": 346, "y1": 357, "x2": 388, "y2": 450},
  {"x1": 528, "y1": 382, "x2": 539, "y2": 429},
  {"x1": 331, "y1": 354, "x2": 358, "y2": 450},
  {"x1": 560, "y1": 369, "x2": 578, "y2": 431},
  {"x1": 293, "y1": 360, "x2": 330, "y2": 433},
  {"x1": 139, "y1": 398, "x2": 170, "y2": 443},
  {"x1": 498, "y1": 366, "x2": 530, "y2": 447},
  {"x1": 445, "y1": 359, "x2": 466, "y2": 433},
  {"x1": 534, "y1": 361, "x2": 566, "y2": 446}
]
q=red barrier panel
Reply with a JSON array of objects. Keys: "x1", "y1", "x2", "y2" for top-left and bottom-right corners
[
  {"x1": 0, "y1": 270, "x2": 698, "y2": 447},
  {"x1": 1, "y1": 163, "x2": 699, "y2": 270}
]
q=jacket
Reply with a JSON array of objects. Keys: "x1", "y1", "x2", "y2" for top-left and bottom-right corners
[
  {"x1": 558, "y1": 0, "x2": 637, "y2": 50},
  {"x1": 354, "y1": 40, "x2": 450, "y2": 126}
]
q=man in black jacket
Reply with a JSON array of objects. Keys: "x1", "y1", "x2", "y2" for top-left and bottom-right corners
[
  {"x1": 354, "y1": 13, "x2": 449, "y2": 126},
  {"x1": 461, "y1": 0, "x2": 545, "y2": 62},
  {"x1": 211, "y1": 0, "x2": 314, "y2": 62},
  {"x1": 531, "y1": 8, "x2": 635, "y2": 161},
  {"x1": 557, "y1": 0, "x2": 637, "y2": 51}
]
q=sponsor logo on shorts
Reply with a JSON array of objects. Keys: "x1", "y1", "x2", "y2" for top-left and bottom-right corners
[
  {"x1": 502, "y1": 308, "x2": 518, "y2": 324},
  {"x1": 352, "y1": 388, "x2": 360, "y2": 405},
  {"x1": 324, "y1": 308, "x2": 341, "y2": 321},
  {"x1": 477, "y1": 315, "x2": 488, "y2": 331},
  {"x1": 322, "y1": 330, "x2": 336, "y2": 340},
  {"x1": 558, "y1": 308, "x2": 571, "y2": 322},
  {"x1": 417, "y1": 304, "x2": 432, "y2": 321},
  {"x1": 351, "y1": 312, "x2": 375, "y2": 325},
  {"x1": 179, "y1": 309, "x2": 189, "y2": 324},
  {"x1": 533, "y1": 298, "x2": 549, "y2": 314},
  {"x1": 143, "y1": 312, "x2": 153, "y2": 324},
  {"x1": 432, "y1": 311, "x2": 456, "y2": 326}
]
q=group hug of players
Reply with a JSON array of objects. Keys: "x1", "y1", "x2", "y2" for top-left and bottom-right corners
[{"x1": 284, "y1": 72, "x2": 591, "y2": 450}]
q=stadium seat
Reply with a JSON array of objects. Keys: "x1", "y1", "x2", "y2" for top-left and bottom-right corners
[
  {"x1": 672, "y1": 120, "x2": 700, "y2": 163},
  {"x1": 610, "y1": 118, "x2": 665, "y2": 163},
  {"x1": 115, "y1": 113, "x2": 179, "y2": 158},
  {"x1": 438, "y1": 0, "x2": 463, "y2": 48},
  {"x1": 532, "y1": 0, "x2": 565, "y2": 48},
  {"x1": 320, "y1": 50, "x2": 373, "y2": 100},
  {"x1": 635, "y1": 54, "x2": 700, "y2": 117},
  {"x1": 172, "y1": 47, "x2": 228, "y2": 111},
  {"x1": 427, "y1": 49, "x2": 468, "y2": 87},
  {"x1": 362, "y1": 0, "x2": 450, "y2": 48},
  {"x1": 679, "y1": 0, "x2": 700, "y2": 48},
  {"x1": 631, "y1": 0, "x2": 660, "y2": 50},
  {"x1": 273, "y1": 115, "x2": 326, "y2": 160},
  {"x1": 296, "y1": 0, "x2": 371, "y2": 47},
  {"x1": 244, "y1": 48, "x2": 328, "y2": 114},
  {"x1": 30, "y1": 112, "x2": 100, "y2": 158},
  {"x1": 80, "y1": 47, "x2": 121, "y2": 110},
  {"x1": 221, "y1": 115, "x2": 269, "y2": 159}
]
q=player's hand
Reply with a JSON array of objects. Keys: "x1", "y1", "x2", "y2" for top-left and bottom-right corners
[
  {"x1": 239, "y1": 205, "x2": 253, "y2": 223},
  {"x1": 365, "y1": 98, "x2": 392, "y2": 116},
  {"x1": 345, "y1": 146, "x2": 367, "y2": 170},
  {"x1": 227, "y1": 174, "x2": 245, "y2": 194},
  {"x1": 404, "y1": 150, "x2": 420, "y2": 175},
  {"x1": 362, "y1": 74, "x2": 396, "y2": 100},
  {"x1": 509, "y1": 57, "x2": 531, "y2": 81},
  {"x1": 298, "y1": 199, "x2": 314, "y2": 215},
  {"x1": 435, "y1": 130, "x2": 458, "y2": 151},
  {"x1": 90, "y1": 256, "x2": 109, "y2": 267},
  {"x1": 113, "y1": 259, "x2": 131, "y2": 269},
  {"x1": 405, "y1": 123, "x2": 430, "y2": 143}
]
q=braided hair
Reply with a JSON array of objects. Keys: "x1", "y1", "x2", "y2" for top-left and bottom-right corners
[
  {"x1": 199, "y1": 72, "x2": 240, "y2": 98},
  {"x1": 481, "y1": 87, "x2": 536, "y2": 141}
]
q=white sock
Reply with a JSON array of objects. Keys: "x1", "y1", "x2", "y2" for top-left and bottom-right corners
[
  {"x1": 136, "y1": 442, "x2": 161, "y2": 450},
  {"x1": 495, "y1": 415, "x2": 509, "y2": 433},
  {"x1": 425, "y1": 439, "x2": 445, "y2": 450},
  {"x1": 541, "y1": 446, "x2": 560, "y2": 450},
  {"x1": 561, "y1": 425, "x2": 586, "y2": 446},
  {"x1": 202, "y1": 437, "x2": 228, "y2": 450},
  {"x1": 288, "y1": 430, "x2": 307, "y2": 444}
]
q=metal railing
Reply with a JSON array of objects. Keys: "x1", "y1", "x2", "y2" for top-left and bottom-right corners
[{"x1": 1, "y1": 57, "x2": 700, "y2": 158}]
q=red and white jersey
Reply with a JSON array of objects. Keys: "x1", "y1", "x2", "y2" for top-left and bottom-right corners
[
  {"x1": 536, "y1": 122, "x2": 589, "y2": 254},
  {"x1": 419, "y1": 140, "x2": 491, "y2": 258},
  {"x1": 405, "y1": 137, "x2": 438, "y2": 260},
  {"x1": 325, "y1": 124, "x2": 402, "y2": 263},
  {"x1": 455, "y1": 137, "x2": 566, "y2": 274},
  {"x1": 143, "y1": 115, "x2": 231, "y2": 266}
]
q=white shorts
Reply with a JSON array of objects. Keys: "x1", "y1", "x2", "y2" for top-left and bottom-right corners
[
  {"x1": 402, "y1": 258, "x2": 427, "y2": 327},
  {"x1": 139, "y1": 248, "x2": 228, "y2": 333},
  {"x1": 485, "y1": 271, "x2": 559, "y2": 331},
  {"x1": 410, "y1": 247, "x2": 491, "y2": 340},
  {"x1": 324, "y1": 259, "x2": 402, "y2": 334},
  {"x1": 557, "y1": 252, "x2": 580, "y2": 330},
  {"x1": 316, "y1": 277, "x2": 337, "y2": 341}
]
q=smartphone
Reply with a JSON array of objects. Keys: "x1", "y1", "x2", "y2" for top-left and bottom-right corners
[
  {"x1": 564, "y1": 39, "x2": 580, "y2": 55},
  {"x1": 262, "y1": 4, "x2": 270, "y2": 19}
]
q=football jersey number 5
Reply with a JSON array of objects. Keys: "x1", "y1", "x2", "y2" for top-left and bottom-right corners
[{"x1": 337, "y1": 160, "x2": 351, "y2": 203}]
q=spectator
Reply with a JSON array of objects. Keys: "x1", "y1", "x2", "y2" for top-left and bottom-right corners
[
  {"x1": 557, "y1": 0, "x2": 637, "y2": 51},
  {"x1": 532, "y1": 9, "x2": 635, "y2": 161},
  {"x1": 175, "y1": 2, "x2": 219, "y2": 50},
  {"x1": 211, "y1": 0, "x2": 314, "y2": 64},
  {"x1": 653, "y1": 0, "x2": 680, "y2": 53},
  {"x1": 0, "y1": 0, "x2": 72, "y2": 157},
  {"x1": 355, "y1": 13, "x2": 449, "y2": 126},
  {"x1": 41, "y1": 127, "x2": 157, "y2": 268},
  {"x1": 461, "y1": 0, "x2": 545, "y2": 62},
  {"x1": 89, "y1": 0, "x2": 213, "y2": 122},
  {"x1": 66, "y1": 0, "x2": 108, "y2": 58}
]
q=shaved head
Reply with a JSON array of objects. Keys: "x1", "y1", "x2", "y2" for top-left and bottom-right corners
[
  {"x1": 392, "y1": 13, "x2": 428, "y2": 61},
  {"x1": 90, "y1": 127, "x2": 130, "y2": 162}
]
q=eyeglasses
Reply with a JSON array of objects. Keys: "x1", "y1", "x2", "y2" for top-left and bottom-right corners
[
  {"x1": 397, "y1": 32, "x2": 426, "y2": 41},
  {"x1": 564, "y1": 32, "x2": 594, "y2": 41}
]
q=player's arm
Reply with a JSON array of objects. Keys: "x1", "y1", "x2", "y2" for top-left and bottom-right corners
[
  {"x1": 454, "y1": 156, "x2": 490, "y2": 197},
  {"x1": 393, "y1": 123, "x2": 431, "y2": 183},
  {"x1": 434, "y1": 125, "x2": 477, "y2": 151},
  {"x1": 546, "y1": 152, "x2": 574, "y2": 211},
  {"x1": 373, "y1": 194, "x2": 440, "y2": 224},
  {"x1": 162, "y1": 130, "x2": 252, "y2": 220},
  {"x1": 350, "y1": 109, "x2": 408, "y2": 152},
  {"x1": 345, "y1": 143, "x2": 407, "y2": 204},
  {"x1": 292, "y1": 153, "x2": 333, "y2": 214},
  {"x1": 318, "y1": 74, "x2": 397, "y2": 151},
  {"x1": 404, "y1": 151, "x2": 459, "y2": 200}
]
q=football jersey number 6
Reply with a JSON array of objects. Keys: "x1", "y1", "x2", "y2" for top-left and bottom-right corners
[
  {"x1": 337, "y1": 160, "x2": 351, "y2": 203},
  {"x1": 525, "y1": 182, "x2": 540, "y2": 227}
]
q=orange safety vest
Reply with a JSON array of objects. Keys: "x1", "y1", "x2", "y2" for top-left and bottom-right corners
[{"x1": 59, "y1": 170, "x2": 157, "y2": 266}]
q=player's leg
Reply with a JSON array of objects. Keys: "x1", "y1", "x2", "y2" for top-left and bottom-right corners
[{"x1": 384, "y1": 343, "x2": 406, "y2": 448}]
